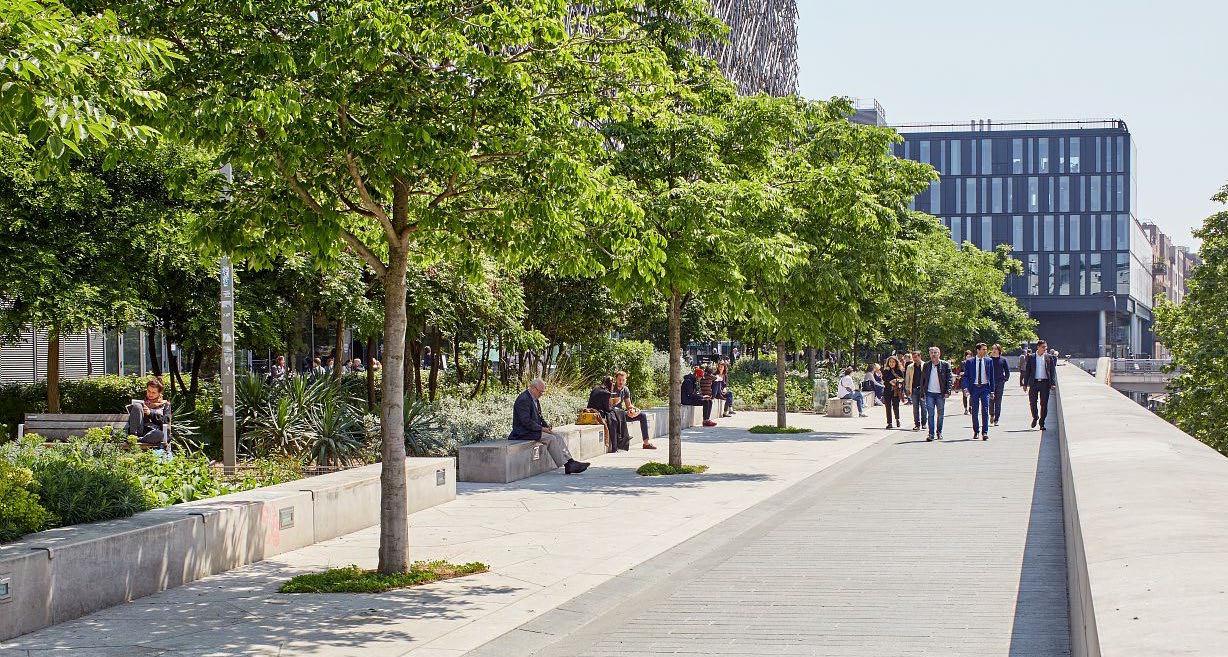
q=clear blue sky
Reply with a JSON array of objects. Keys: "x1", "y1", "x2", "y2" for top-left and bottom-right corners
[{"x1": 796, "y1": 0, "x2": 1227, "y2": 248}]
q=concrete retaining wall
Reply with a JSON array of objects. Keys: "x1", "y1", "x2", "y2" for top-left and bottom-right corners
[
  {"x1": 1054, "y1": 364, "x2": 1228, "y2": 656},
  {"x1": 0, "y1": 457, "x2": 455, "y2": 641}
]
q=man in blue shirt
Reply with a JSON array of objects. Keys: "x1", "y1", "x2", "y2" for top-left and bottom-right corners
[{"x1": 962, "y1": 343, "x2": 996, "y2": 441}]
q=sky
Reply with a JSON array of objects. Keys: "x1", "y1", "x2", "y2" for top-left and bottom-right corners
[{"x1": 796, "y1": 0, "x2": 1227, "y2": 249}]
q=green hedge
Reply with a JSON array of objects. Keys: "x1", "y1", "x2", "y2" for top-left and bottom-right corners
[
  {"x1": 0, "y1": 375, "x2": 151, "y2": 441},
  {"x1": 582, "y1": 338, "x2": 655, "y2": 399}
]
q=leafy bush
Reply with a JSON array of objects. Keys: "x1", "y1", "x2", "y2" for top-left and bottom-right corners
[
  {"x1": 280, "y1": 561, "x2": 489, "y2": 593},
  {"x1": 729, "y1": 358, "x2": 779, "y2": 381},
  {"x1": 582, "y1": 338, "x2": 655, "y2": 399},
  {"x1": 649, "y1": 350, "x2": 679, "y2": 401},
  {"x1": 33, "y1": 458, "x2": 152, "y2": 525},
  {"x1": 747, "y1": 425, "x2": 812, "y2": 434},
  {"x1": 637, "y1": 462, "x2": 708, "y2": 476},
  {"x1": 0, "y1": 461, "x2": 55, "y2": 542},
  {"x1": 729, "y1": 373, "x2": 814, "y2": 411}
]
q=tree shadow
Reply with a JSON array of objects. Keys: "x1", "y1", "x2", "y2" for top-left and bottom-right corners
[
  {"x1": 1007, "y1": 425, "x2": 1073, "y2": 656},
  {"x1": 459, "y1": 469, "x2": 774, "y2": 497}
]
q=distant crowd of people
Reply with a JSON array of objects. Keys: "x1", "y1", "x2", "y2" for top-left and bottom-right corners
[
  {"x1": 263, "y1": 354, "x2": 382, "y2": 382},
  {"x1": 835, "y1": 340, "x2": 1059, "y2": 441}
]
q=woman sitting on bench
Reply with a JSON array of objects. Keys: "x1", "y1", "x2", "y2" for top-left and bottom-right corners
[{"x1": 129, "y1": 377, "x2": 172, "y2": 448}]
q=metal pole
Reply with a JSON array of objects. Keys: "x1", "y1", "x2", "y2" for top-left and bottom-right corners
[{"x1": 220, "y1": 164, "x2": 237, "y2": 474}]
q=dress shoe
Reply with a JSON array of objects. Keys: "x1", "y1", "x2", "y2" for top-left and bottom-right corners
[
  {"x1": 703, "y1": 420, "x2": 717, "y2": 427},
  {"x1": 1031, "y1": 417, "x2": 1038, "y2": 428},
  {"x1": 982, "y1": 434, "x2": 988, "y2": 441},
  {"x1": 926, "y1": 435, "x2": 934, "y2": 442},
  {"x1": 913, "y1": 424, "x2": 920, "y2": 431},
  {"x1": 564, "y1": 460, "x2": 590, "y2": 474},
  {"x1": 642, "y1": 442, "x2": 657, "y2": 449},
  {"x1": 1039, "y1": 424, "x2": 1046, "y2": 431}
]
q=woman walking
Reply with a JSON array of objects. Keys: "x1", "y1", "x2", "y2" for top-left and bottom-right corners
[{"x1": 882, "y1": 356, "x2": 905, "y2": 428}]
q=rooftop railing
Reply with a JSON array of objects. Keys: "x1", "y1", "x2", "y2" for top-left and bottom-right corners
[{"x1": 895, "y1": 118, "x2": 1128, "y2": 133}]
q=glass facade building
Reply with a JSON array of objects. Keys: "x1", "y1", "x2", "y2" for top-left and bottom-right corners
[{"x1": 894, "y1": 119, "x2": 1152, "y2": 357}]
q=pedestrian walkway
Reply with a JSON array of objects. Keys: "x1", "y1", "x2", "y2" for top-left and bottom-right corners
[{"x1": 475, "y1": 385, "x2": 1070, "y2": 657}]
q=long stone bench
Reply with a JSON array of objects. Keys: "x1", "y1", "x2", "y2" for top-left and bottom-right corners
[
  {"x1": 458, "y1": 402, "x2": 724, "y2": 484},
  {"x1": 0, "y1": 457, "x2": 455, "y2": 641}
]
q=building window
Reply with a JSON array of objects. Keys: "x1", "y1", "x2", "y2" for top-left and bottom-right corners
[
  {"x1": 992, "y1": 178, "x2": 1003, "y2": 213},
  {"x1": 1013, "y1": 216, "x2": 1023, "y2": 251},
  {"x1": 1090, "y1": 253, "x2": 1102, "y2": 294},
  {"x1": 919, "y1": 140, "x2": 930, "y2": 165},
  {"x1": 1117, "y1": 252, "x2": 1130, "y2": 295},
  {"x1": 1059, "y1": 254, "x2": 1071, "y2": 295},
  {"x1": 939, "y1": 140, "x2": 946, "y2": 173},
  {"x1": 951, "y1": 216, "x2": 962, "y2": 246},
  {"x1": 1079, "y1": 253, "x2": 1088, "y2": 294},
  {"x1": 982, "y1": 178, "x2": 989, "y2": 213},
  {"x1": 1039, "y1": 137, "x2": 1050, "y2": 173},
  {"x1": 1116, "y1": 214, "x2": 1129, "y2": 251},
  {"x1": 1033, "y1": 215, "x2": 1039, "y2": 252},
  {"x1": 1048, "y1": 254, "x2": 1057, "y2": 295},
  {"x1": 981, "y1": 216, "x2": 992, "y2": 251},
  {"x1": 981, "y1": 139, "x2": 991, "y2": 175},
  {"x1": 966, "y1": 179, "x2": 976, "y2": 213},
  {"x1": 1028, "y1": 254, "x2": 1040, "y2": 295},
  {"x1": 1070, "y1": 137, "x2": 1081, "y2": 173},
  {"x1": 1012, "y1": 139, "x2": 1023, "y2": 174},
  {"x1": 1060, "y1": 216, "x2": 1067, "y2": 250},
  {"x1": 1090, "y1": 176, "x2": 1101, "y2": 211},
  {"x1": 1044, "y1": 215, "x2": 1055, "y2": 251},
  {"x1": 1047, "y1": 177, "x2": 1055, "y2": 212},
  {"x1": 951, "y1": 141, "x2": 961, "y2": 175},
  {"x1": 1059, "y1": 176, "x2": 1070, "y2": 212},
  {"x1": 1059, "y1": 138, "x2": 1067, "y2": 173},
  {"x1": 1070, "y1": 215, "x2": 1081, "y2": 250},
  {"x1": 1116, "y1": 136, "x2": 1125, "y2": 172},
  {"x1": 1007, "y1": 177, "x2": 1014, "y2": 211},
  {"x1": 1100, "y1": 215, "x2": 1112, "y2": 250},
  {"x1": 1028, "y1": 177, "x2": 1039, "y2": 212},
  {"x1": 1116, "y1": 174, "x2": 1125, "y2": 211},
  {"x1": 930, "y1": 181, "x2": 941, "y2": 214}
]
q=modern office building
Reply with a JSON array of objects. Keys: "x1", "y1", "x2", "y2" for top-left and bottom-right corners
[
  {"x1": 893, "y1": 118, "x2": 1153, "y2": 357},
  {"x1": 1140, "y1": 222, "x2": 1201, "y2": 358}
]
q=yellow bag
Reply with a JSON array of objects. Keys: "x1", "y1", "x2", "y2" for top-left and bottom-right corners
[{"x1": 577, "y1": 409, "x2": 602, "y2": 425}]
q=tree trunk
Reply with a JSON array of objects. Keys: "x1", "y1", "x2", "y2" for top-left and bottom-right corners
[
  {"x1": 147, "y1": 331, "x2": 163, "y2": 377},
  {"x1": 453, "y1": 334, "x2": 463, "y2": 384},
  {"x1": 428, "y1": 329, "x2": 441, "y2": 402},
  {"x1": 333, "y1": 318, "x2": 345, "y2": 380},
  {"x1": 47, "y1": 325, "x2": 61, "y2": 413},
  {"x1": 776, "y1": 341, "x2": 788, "y2": 428},
  {"x1": 806, "y1": 347, "x2": 816, "y2": 381},
  {"x1": 403, "y1": 335, "x2": 415, "y2": 404},
  {"x1": 668, "y1": 289, "x2": 683, "y2": 468},
  {"x1": 189, "y1": 350, "x2": 204, "y2": 403},
  {"x1": 378, "y1": 246, "x2": 410, "y2": 574},
  {"x1": 366, "y1": 335, "x2": 376, "y2": 412}
]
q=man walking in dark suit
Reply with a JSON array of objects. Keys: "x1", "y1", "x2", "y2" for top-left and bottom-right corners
[
  {"x1": 1020, "y1": 339, "x2": 1059, "y2": 431},
  {"x1": 918, "y1": 346, "x2": 953, "y2": 442},
  {"x1": 962, "y1": 343, "x2": 997, "y2": 441},
  {"x1": 510, "y1": 378, "x2": 589, "y2": 474}
]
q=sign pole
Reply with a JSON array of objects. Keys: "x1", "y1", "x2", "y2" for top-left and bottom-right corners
[{"x1": 220, "y1": 164, "x2": 237, "y2": 475}]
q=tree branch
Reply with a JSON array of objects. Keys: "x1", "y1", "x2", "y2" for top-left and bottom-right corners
[{"x1": 341, "y1": 230, "x2": 388, "y2": 278}]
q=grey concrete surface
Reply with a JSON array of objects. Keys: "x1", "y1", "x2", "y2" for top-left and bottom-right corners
[
  {"x1": 473, "y1": 386, "x2": 1071, "y2": 657},
  {"x1": 1055, "y1": 365, "x2": 1228, "y2": 657}
]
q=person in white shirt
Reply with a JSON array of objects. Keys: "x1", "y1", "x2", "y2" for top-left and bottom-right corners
[
  {"x1": 837, "y1": 367, "x2": 868, "y2": 417},
  {"x1": 961, "y1": 342, "x2": 996, "y2": 441},
  {"x1": 919, "y1": 347, "x2": 953, "y2": 441}
]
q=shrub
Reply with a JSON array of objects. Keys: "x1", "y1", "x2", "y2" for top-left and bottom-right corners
[
  {"x1": 33, "y1": 458, "x2": 152, "y2": 526},
  {"x1": 582, "y1": 338, "x2": 655, "y2": 399},
  {"x1": 637, "y1": 462, "x2": 708, "y2": 476},
  {"x1": 747, "y1": 425, "x2": 812, "y2": 434},
  {"x1": 729, "y1": 358, "x2": 779, "y2": 381},
  {"x1": 280, "y1": 561, "x2": 489, "y2": 593},
  {"x1": 0, "y1": 461, "x2": 55, "y2": 542}
]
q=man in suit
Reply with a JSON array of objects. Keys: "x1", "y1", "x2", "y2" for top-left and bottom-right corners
[
  {"x1": 962, "y1": 343, "x2": 997, "y2": 441},
  {"x1": 510, "y1": 378, "x2": 589, "y2": 474},
  {"x1": 918, "y1": 346, "x2": 952, "y2": 442},
  {"x1": 904, "y1": 351, "x2": 926, "y2": 431},
  {"x1": 989, "y1": 344, "x2": 1011, "y2": 426},
  {"x1": 1020, "y1": 339, "x2": 1059, "y2": 431}
]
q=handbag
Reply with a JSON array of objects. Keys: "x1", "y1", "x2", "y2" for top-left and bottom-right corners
[
  {"x1": 860, "y1": 379, "x2": 873, "y2": 392},
  {"x1": 576, "y1": 409, "x2": 602, "y2": 425}
]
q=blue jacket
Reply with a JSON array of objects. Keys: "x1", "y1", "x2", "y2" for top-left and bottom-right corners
[
  {"x1": 991, "y1": 355, "x2": 1011, "y2": 384},
  {"x1": 508, "y1": 389, "x2": 548, "y2": 440},
  {"x1": 961, "y1": 356, "x2": 998, "y2": 389}
]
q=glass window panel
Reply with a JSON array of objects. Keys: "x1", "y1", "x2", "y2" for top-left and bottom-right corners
[
  {"x1": 1090, "y1": 253, "x2": 1102, "y2": 294},
  {"x1": 1060, "y1": 138, "x2": 1067, "y2": 173},
  {"x1": 904, "y1": 141, "x2": 909, "y2": 160},
  {"x1": 1048, "y1": 254, "x2": 1057, "y2": 295},
  {"x1": 1070, "y1": 137, "x2": 1081, "y2": 173},
  {"x1": 1090, "y1": 176, "x2": 1101, "y2": 211},
  {"x1": 122, "y1": 328, "x2": 141, "y2": 377},
  {"x1": 919, "y1": 140, "x2": 930, "y2": 165},
  {"x1": 1116, "y1": 174, "x2": 1125, "y2": 211},
  {"x1": 1116, "y1": 136, "x2": 1125, "y2": 172},
  {"x1": 982, "y1": 178, "x2": 989, "y2": 213},
  {"x1": 954, "y1": 179, "x2": 962, "y2": 213},
  {"x1": 966, "y1": 215, "x2": 973, "y2": 244},
  {"x1": 950, "y1": 141, "x2": 961, "y2": 175},
  {"x1": 1012, "y1": 139, "x2": 1023, "y2": 174},
  {"x1": 1039, "y1": 138, "x2": 1050, "y2": 173},
  {"x1": 981, "y1": 140, "x2": 991, "y2": 175},
  {"x1": 1033, "y1": 216, "x2": 1039, "y2": 252},
  {"x1": 1047, "y1": 177, "x2": 1055, "y2": 212},
  {"x1": 1100, "y1": 215, "x2": 1112, "y2": 250},
  {"x1": 1070, "y1": 215, "x2": 1081, "y2": 251},
  {"x1": 1044, "y1": 215, "x2": 1055, "y2": 251},
  {"x1": 929, "y1": 181, "x2": 941, "y2": 214},
  {"x1": 951, "y1": 216, "x2": 962, "y2": 245},
  {"x1": 981, "y1": 216, "x2": 992, "y2": 251},
  {"x1": 1117, "y1": 252, "x2": 1130, "y2": 294},
  {"x1": 1059, "y1": 254, "x2": 1071, "y2": 295},
  {"x1": 966, "y1": 179, "x2": 976, "y2": 213},
  {"x1": 1059, "y1": 176, "x2": 1071, "y2": 212},
  {"x1": 1007, "y1": 177, "x2": 1014, "y2": 211},
  {"x1": 1012, "y1": 216, "x2": 1023, "y2": 251},
  {"x1": 1116, "y1": 214, "x2": 1129, "y2": 250},
  {"x1": 1028, "y1": 254, "x2": 1039, "y2": 295},
  {"x1": 1060, "y1": 216, "x2": 1067, "y2": 250},
  {"x1": 1079, "y1": 253, "x2": 1088, "y2": 295},
  {"x1": 1028, "y1": 177, "x2": 1039, "y2": 212},
  {"x1": 940, "y1": 141, "x2": 946, "y2": 173},
  {"x1": 992, "y1": 178, "x2": 1003, "y2": 213}
]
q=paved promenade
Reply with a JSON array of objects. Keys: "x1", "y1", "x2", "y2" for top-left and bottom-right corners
[{"x1": 2, "y1": 387, "x2": 1069, "y2": 656}]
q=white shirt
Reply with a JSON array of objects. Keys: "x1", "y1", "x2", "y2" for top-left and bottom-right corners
[
  {"x1": 1034, "y1": 353, "x2": 1048, "y2": 380},
  {"x1": 927, "y1": 362, "x2": 942, "y2": 393},
  {"x1": 838, "y1": 374, "x2": 856, "y2": 396},
  {"x1": 976, "y1": 357, "x2": 987, "y2": 385}
]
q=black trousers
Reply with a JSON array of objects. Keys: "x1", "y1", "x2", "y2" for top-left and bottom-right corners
[
  {"x1": 688, "y1": 400, "x2": 712, "y2": 421},
  {"x1": 911, "y1": 388, "x2": 925, "y2": 427},
  {"x1": 1028, "y1": 380, "x2": 1053, "y2": 427},
  {"x1": 602, "y1": 409, "x2": 631, "y2": 451},
  {"x1": 991, "y1": 381, "x2": 1006, "y2": 422},
  {"x1": 883, "y1": 389, "x2": 901, "y2": 425}
]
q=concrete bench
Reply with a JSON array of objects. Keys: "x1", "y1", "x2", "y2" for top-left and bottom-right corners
[
  {"x1": 0, "y1": 457, "x2": 455, "y2": 642},
  {"x1": 19, "y1": 413, "x2": 129, "y2": 441},
  {"x1": 825, "y1": 397, "x2": 856, "y2": 417},
  {"x1": 457, "y1": 402, "x2": 724, "y2": 484}
]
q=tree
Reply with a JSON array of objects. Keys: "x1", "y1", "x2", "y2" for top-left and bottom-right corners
[
  {"x1": 0, "y1": 0, "x2": 176, "y2": 163},
  {"x1": 0, "y1": 136, "x2": 163, "y2": 411},
  {"x1": 118, "y1": 0, "x2": 703, "y2": 573},
  {"x1": 1153, "y1": 184, "x2": 1227, "y2": 455}
]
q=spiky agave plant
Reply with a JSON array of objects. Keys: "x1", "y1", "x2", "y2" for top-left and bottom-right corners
[{"x1": 306, "y1": 398, "x2": 364, "y2": 467}]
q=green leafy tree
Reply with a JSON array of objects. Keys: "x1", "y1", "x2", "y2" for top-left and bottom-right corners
[
  {"x1": 118, "y1": 0, "x2": 705, "y2": 573},
  {"x1": 1153, "y1": 185, "x2": 1227, "y2": 455},
  {"x1": 0, "y1": 0, "x2": 176, "y2": 162}
]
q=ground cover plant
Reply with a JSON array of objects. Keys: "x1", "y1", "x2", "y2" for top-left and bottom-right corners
[{"x1": 279, "y1": 562, "x2": 489, "y2": 593}]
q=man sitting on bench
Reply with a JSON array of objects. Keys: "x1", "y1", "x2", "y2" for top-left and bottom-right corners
[
  {"x1": 510, "y1": 378, "x2": 589, "y2": 474},
  {"x1": 128, "y1": 377, "x2": 172, "y2": 448}
]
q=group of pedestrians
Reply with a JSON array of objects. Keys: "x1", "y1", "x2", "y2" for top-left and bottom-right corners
[{"x1": 838, "y1": 339, "x2": 1060, "y2": 442}]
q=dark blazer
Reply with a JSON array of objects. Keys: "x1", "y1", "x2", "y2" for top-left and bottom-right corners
[
  {"x1": 509, "y1": 389, "x2": 548, "y2": 440},
  {"x1": 991, "y1": 355, "x2": 1011, "y2": 384},
  {"x1": 1021, "y1": 352, "x2": 1059, "y2": 386},
  {"x1": 681, "y1": 373, "x2": 704, "y2": 405},
  {"x1": 918, "y1": 360, "x2": 952, "y2": 395},
  {"x1": 961, "y1": 356, "x2": 998, "y2": 389},
  {"x1": 586, "y1": 386, "x2": 615, "y2": 413}
]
